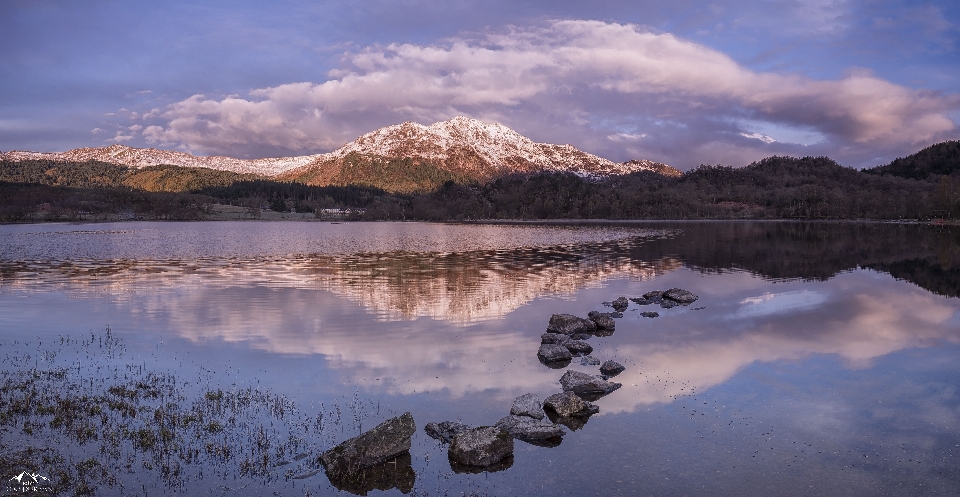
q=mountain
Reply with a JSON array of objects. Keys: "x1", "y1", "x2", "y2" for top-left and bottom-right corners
[
  {"x1": 279, "y1": 117, "x2": 679, "y2": 191},
  {"x1": 1, "y1": 117, "x2": 678, "y2": 193},
  {"x1": 0, "y1": 144, "x2": 322, "y2": 176},
  {"x1": 863, "y1": 140, "x2": 960, "y2": 181}
]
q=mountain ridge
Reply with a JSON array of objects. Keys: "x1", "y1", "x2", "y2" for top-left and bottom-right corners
[{"x1": 1, "y1": 117, "x2": 680, "y2": 188}]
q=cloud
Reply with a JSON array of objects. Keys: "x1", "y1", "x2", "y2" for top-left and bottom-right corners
[
  {"x1": 109, "y1": 134, "x2": 134, "y2": 143},
  {"x1": 141, "y1": 19, "x2": 958, "y2": 166},
  {"x1": 741, "y1": 132, "x2": 776, "y2": 144}
]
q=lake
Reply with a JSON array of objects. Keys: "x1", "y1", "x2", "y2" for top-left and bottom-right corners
[{"x1": 1, "y1": 221, "x2": 958, "y2": 496}]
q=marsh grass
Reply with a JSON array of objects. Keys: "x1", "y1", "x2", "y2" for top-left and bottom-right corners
[{"x1": 0, "y1": 328, "x2": 367, "y2": 496}]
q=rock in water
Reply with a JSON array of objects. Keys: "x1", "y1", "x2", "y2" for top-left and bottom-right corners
[
  {"x1": 588, "y1": 313, "x2": 616, "y2": 331},
  {"x1": 564, "y1": 340, "x2": 593, "y2": 356},
  {"x1": 659, "y1": 299, "x2": 677, "y2": 309},
  {"x1": 510, "y1": 394, "x2": 545, "y2": 420},
  {"x1": 559, "y1": 370, "x2": 622, "y2": 400},
  {"x1": 643, "y1": 290, "x2": 664, "y2": 300},
  {"x1": 424, "y1": 421, "x2": 470, "y2": 444},
  {"x1": 611, "y1": 296, "x2": 629, "y2": 312},
  {"x1": 495, "y1": 415, "x2": 565, "y2": 445},
  {"x1": 599, "y1": 360, "x2": 625, "y2": 377},
  {"x1": 321, "y1": 413, "x2": 416, "y2": 475},
  {"x1": 543, "y1": 391, "x2": 600, "y2": 417},
  {"x1": 448, "y1": 427, "x2": 514, "y2": 468},
  {"x1": 541, "y1": 333, "x2": 570, "y2": 345},
  {"x1": 546, "y1": 314, "x2": 597, "y2": 335},
  {"x1": 538, "y1": 343, "x2": 573, "y2": 363},
  {"x1": 640, "y1": 311, "x2": 659, "y2": 318},
  {"x1": 663, "y1": 288, "x2": 698, "y2": 305}
]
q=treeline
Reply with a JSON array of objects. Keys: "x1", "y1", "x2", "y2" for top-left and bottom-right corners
[
  {"x1": 0, "y1": 182, "x2": 215, "y2": 222},
  {"x1": 364, "y1": 156, "x2": 957, "y2": 221}
]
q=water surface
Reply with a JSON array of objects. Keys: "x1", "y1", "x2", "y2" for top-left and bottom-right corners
[{"x1": 1, "y1": 221, "x2": 958, "y2": 496}]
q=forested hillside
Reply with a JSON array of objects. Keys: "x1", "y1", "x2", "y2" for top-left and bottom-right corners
[{"x1": 864, "y1": 141, "x2": 960, "y2": 180}]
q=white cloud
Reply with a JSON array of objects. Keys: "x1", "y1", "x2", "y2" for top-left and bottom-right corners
[
  {"x1": 90, "y1": 127, "x2": 104, "y2": 134},
  {"x1": 141, "y1": 20, "x2": 958, "y2": 162},
  {"x1": 741, "y1": 132, "x2": 777, "y2": 144},
  {"x1": 109, "y1": 134, "x2": 134, "y2": 143},
  {"x1": 607, "y1": 133, "x2": 646, "y2": 142},
  {"x1": 128, "y1": 124, "x2": 143, "y2": 131}
]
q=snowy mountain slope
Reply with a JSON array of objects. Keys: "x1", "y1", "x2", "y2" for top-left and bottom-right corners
[{"x1": 0, "y1": 144, "x2": 323, "y2": 176}]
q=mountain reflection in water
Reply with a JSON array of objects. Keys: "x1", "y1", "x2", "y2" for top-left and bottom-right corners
[{"x1": 1, "y1": 221, "x2": 958, "y2": 496}]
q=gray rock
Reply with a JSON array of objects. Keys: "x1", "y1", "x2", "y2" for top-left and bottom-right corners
[
  {"x1": 448, "y1": 427, "x2": 514, "y2": 468},
  {"x1": 564, "y1": 340, "x2": 593, "y2": 356},
  {"x1": 580, "y1": 355, "x2": 601, "y2": 366},
  {"x1": 599, "y1": 360, "x2": 625, "y2": 377},
  {"x1": 642, "y1": 290, "x2": 664, "y2": 299},
  {"x1": 495, "y1": 415, "x2": 565, "y2": 442},
  {"x1": 321, "y1": 412, "x2": 416, "y2": 475},
  {"x1": 629, "y1": 297, "x2": 654, "y2": 306},
  {"x1": 611, "y1": 296, "x2": 629, "y2": 312},
  {"x1": 543, "y1": 391, "x2": 600, "y2": 417},
  {"x1": 538, "y1": 343, "x2": 573, "y2": 363},
  {"x1": 559, "y1": 370, "x2": 622, "y2": 400},
  {"x1": 541, "y1": 333, "x2": 570, "y2": 345},
  {"x1": 663, "y1": 288, "x2": 699, "y2": 305},
  {"x1": 510, "y1": 393, "x2": 545, "y2": 420},
  {"x1": 659, "y1": 299, "x2": 677, "y2": 309},
  {"x1": 546, "y1": 314, "x2": 597, "y2": 335},
  {"x1": 640, "y1": 311, "x2": 659, "y2": 318},
  {"x1": 424, "y1": 421, "x2": 470, "y2": 444},
  {"x1": 570, "y1": 332, "x2": 593, "y2": 340},
  {"x1": 588, "y1": 313, "x2": 616, "y2": 331}
]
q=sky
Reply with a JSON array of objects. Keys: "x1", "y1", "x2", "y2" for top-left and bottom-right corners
[{"x1": 1, "y1": 0, "x2": 959, "y2": 170}]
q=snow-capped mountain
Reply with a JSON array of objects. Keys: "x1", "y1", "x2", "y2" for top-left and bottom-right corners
[
  {"x1": 284, "y1": 117, "x2": 680, "y2": 182},
  {"x1": 1, "y1": 117, "x2": 679, "y2": 180}
]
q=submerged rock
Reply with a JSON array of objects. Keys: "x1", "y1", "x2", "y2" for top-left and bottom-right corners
[
  {"x1": 538, "y1": 355, "x2": 572, "y2": 369},
  {"x1": 424, "y1": 421, "x2": 470, "y2": 444},
  {"x1": 642, "y1": 291, "x2": 664, "y2": 300},
  {"x1": 629, "y1": 297, "x2": 654, "y2": 306},
  {"x1": 663, "y1": 288, "x2": 699, "y2": 305},
  {"x1": 564, "y1": 340, "x2": 593, "y2": 356},
  {"x1": 321, "y1": 413, "x2": 416, "y2": 475},
  {"x1": 510, "y1": 393, "x2": 545, "y2": 420},
  {"x1": 559, "y1": 370, "x2": 622, "y2": 400},
  {"x1": 580, "y1": 355, "x2": 601, "y2": 366},
  {"x1": 449, "y1": 454, "x2": 514, "y2": 474},
  {"x1": 495, "y1": 415, "x2": 565, "y2": 444},
  {"x1": 538, "y1": 343, "x2": 573, "y2": 363},
  {"x1": 448, "y1": 427, "x2": 514, "y2": 468},
  {"x1": 599, "y1": 360, "x2": 625, "y2": 377},
  {"x1": 547, "y1": 314, "x2": 597, "y2": 335},
  {"x1": 611, "y1": 296, "x2": 629, "y2": 312},
  {"x1": 543, "y1": 391, "x2": 600, "y2": 418},
  {"x1": 640, "y1": 311, "x2": 659, "y2": 318},
  {"x1": 570, "y1": 332, "x2": 593, "y2": 340},
  {"x1": 659, "y1": 299, "x2": 677, "y2": 309},
  {"x1": 325, "y1": 452, "x2": 416, "y2": 496}
]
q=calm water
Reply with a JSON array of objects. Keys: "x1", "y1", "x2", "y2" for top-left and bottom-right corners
[{"x1": 1, "y1": 221, "x2": 958, "y2": 496}]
